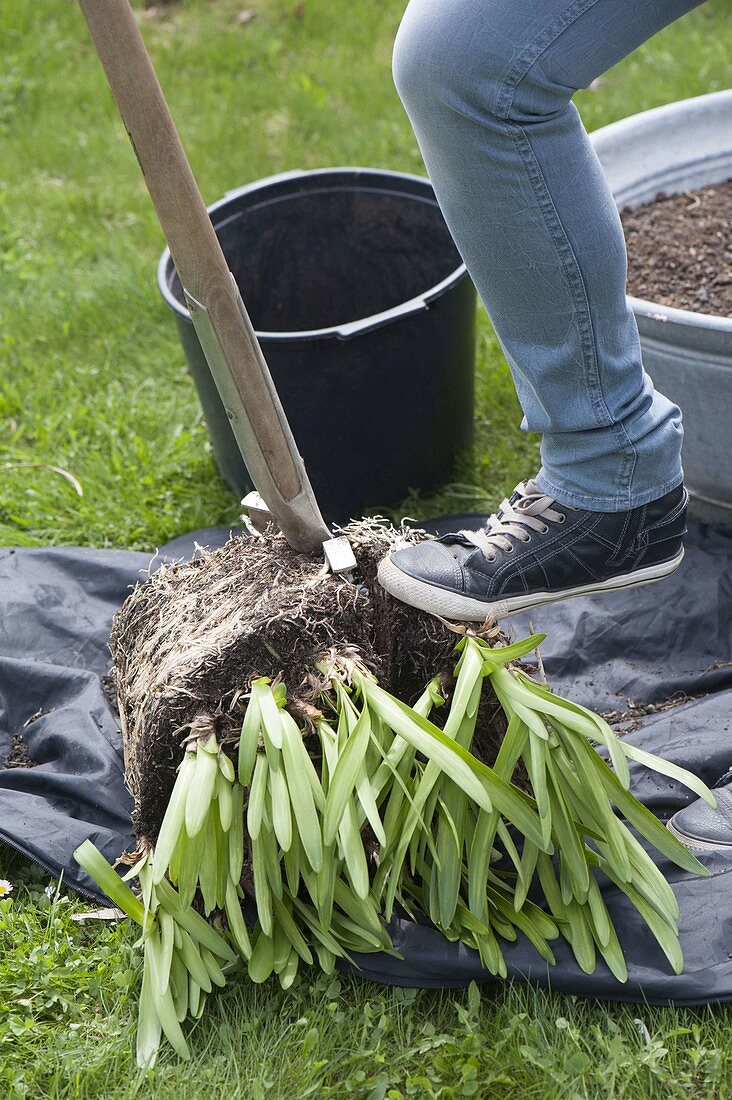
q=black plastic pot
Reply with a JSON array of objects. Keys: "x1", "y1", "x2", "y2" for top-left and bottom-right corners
[{"x1": 158, "y1": 167, "x2": 476, "y2": 523}]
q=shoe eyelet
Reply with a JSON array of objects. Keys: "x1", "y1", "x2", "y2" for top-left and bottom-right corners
[
  {"x1": 505, "y1": 544, "x2": 515, "y2": 553},
  {"x1": 556, "y1": 513, "x2": 566, "y2": 524},
  {"x1": 521, "y1": 534, "x2": 531, "y2": 543},
  {"x1": 540, "y1": 524, "x2": 549, "y2": 534}
]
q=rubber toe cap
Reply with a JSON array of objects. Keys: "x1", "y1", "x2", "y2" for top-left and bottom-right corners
[
  {"x1": 389, "y1": 540, "x2": 464, "y2": 590},
  {"x1": 669, "y1": 786, "x2": 732, "y2": 848}
]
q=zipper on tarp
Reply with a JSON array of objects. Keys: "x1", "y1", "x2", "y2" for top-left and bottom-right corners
[{"x1": 0, "y1": 833, "x2": 103, "y2": 902}]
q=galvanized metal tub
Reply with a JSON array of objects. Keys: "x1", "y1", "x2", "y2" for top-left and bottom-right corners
[{"x1": 591, "y1": 90, "x2": 732, "y2": 524}]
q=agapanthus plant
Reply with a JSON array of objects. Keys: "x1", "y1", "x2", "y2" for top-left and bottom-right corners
[{"x1": 77, "y1": 630, "x2": 712, "y2": 1067}]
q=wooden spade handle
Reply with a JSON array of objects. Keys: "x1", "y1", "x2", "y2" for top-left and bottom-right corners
[{"x1": 77, "y1": 0, "x2": 331, "y2": 552}]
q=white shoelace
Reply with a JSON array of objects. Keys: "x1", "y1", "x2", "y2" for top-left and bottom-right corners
[{"x1": 458, "y1": 480, "x2": 567, "y2": 563}]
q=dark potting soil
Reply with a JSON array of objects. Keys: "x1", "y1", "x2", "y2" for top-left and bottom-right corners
[
  {"x1": 601, "y1": 691, "x2": 698, "y2": 736},
  {"x1": 621, "y1": 177, "x2": 732, "y2": 316},
  {"x1": 3, "y1": 733, "x2": 38, "y2": 770}
]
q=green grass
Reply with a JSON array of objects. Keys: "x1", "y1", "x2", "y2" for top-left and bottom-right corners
[
  {"x1": 1, "y1": 0, "x2": 732, "y2": 1094},
  {"x1": 4, "y1": 855, "x2": 732, "y2": 1099}
]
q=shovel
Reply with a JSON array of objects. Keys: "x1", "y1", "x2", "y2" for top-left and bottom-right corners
[{"x1": 76, "y1": 0, "x2": 355, "y2": 572}]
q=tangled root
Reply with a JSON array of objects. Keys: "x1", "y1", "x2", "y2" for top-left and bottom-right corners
[{"x1": 111, "y1": 519, "x2": 507, "y2": 842}]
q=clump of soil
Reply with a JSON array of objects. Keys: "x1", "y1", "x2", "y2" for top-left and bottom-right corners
[
  {"x1": 601, "y1": 692, "x2": 696, "y2": 736},
  {"x1": 112, "y1": 520, "x2": 507, "y2": 843},
  {"x1": 621, "y1": 177, "x2": 732, "y2": 316},
  {"x1": 3, "y1": 734, "x2": 38, "y2": 770}
]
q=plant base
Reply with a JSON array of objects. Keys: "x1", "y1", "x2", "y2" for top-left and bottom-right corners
[{"x1": 111, "y1": 520, "x2": 508, "y2": 844}]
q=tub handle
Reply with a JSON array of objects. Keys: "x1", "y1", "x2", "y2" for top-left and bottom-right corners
[{"x1": 334, "y1": 296, "x2": 430, "y2": 339}]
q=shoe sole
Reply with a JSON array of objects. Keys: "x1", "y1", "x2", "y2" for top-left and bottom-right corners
[
  {"x1": 666, "y1": 817, "x2": 732, "y2": 853},
  {"x1": 377, "y1": 548, "x2": 685, "y2": 622}
]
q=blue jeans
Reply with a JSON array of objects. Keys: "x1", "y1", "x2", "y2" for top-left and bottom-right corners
[{"x1": 392, "y1": 0, "x2": 704, "y2": 511}]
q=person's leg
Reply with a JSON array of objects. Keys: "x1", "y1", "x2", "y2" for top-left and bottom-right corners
[
  {"x1": 378, "y1": 0, "x2": 705, "y2": 620},
  {"x1": 391, "y1": 0, "x2": 704, "y2": 511}
]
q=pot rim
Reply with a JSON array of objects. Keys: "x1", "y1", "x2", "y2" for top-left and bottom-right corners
[
  {"x1": 629, "y1": 294, "x2": 732, "y2": 334},
  {"x1": 157, "y1": 166, "x2": 469, "y2": 342}
]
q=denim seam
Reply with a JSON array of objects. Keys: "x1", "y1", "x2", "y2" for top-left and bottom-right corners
[
  {"x1": 510, "y1": 127, "x2": 603, "y2": 424},
  {"x1": 495, "y1": 0, "x2": 603, "y2": 120},
  {"x1": 511, "y1": 123, "x2": 638, "y2": 505}
]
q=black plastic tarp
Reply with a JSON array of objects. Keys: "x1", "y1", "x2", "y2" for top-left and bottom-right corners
[{"x1": 1, "y1": 522, "x2": 730, "y2": 1004}]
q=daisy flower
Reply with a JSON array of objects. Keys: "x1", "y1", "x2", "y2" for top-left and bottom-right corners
[{"x1": 0, "y1": 879, "x2": 13, "y2": 898}]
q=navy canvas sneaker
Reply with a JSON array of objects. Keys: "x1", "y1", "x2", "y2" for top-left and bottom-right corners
[
  {"x1": 378, "y1": 479, "x2": 687, "y2": 621},
  {"x1": 667, "y1": 777, "x2": 732, "y2": 852}
]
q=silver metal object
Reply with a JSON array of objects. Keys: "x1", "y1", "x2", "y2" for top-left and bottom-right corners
[
  {"x1": 241, "y1": 491, "x2": 273, "y2": 536},
  {"x1": 322, "y1": 535, "x2": 358, "y2": 575},
  {"x1": 241, "y1": 495, "x2": 357, "y2": 575}
]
